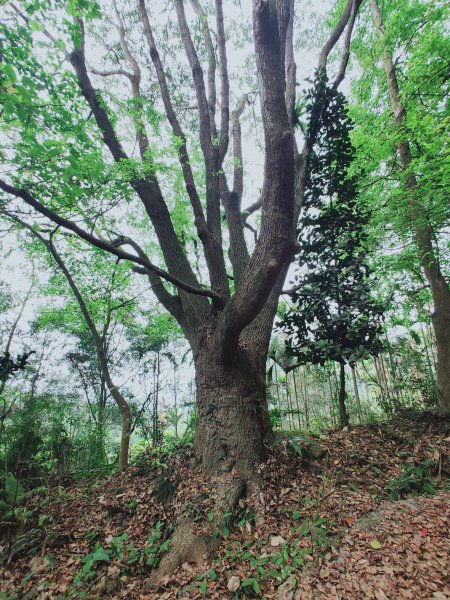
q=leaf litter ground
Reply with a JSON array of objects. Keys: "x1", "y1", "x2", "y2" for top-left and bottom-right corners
[{"x1": 1, "y1": 413, "x2": 449, "y2": 599}]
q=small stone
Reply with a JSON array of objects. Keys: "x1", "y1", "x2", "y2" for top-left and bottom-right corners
[
  {"x1": 227, "y1": 575, "x2": 240, "y2": 592},
  {"x1": 270, "y1": 535, "x2": 286, "y2": 547}
]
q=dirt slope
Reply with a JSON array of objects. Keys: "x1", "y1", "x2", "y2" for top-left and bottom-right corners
[{"x1": 1, "y1": 414, "x2": 449, "y2": 599}]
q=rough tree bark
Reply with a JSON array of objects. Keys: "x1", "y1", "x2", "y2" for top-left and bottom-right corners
[
  {"x1": 370, "y1": 0, "x2": 450, "y2": 414},
  {"x1": 194, "y1": 343, "x2": 271, "y2": 479}
]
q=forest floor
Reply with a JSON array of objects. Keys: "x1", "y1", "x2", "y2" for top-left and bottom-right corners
[{"x1": 1, "y1": 412, "x2": 449, "y2": 599}]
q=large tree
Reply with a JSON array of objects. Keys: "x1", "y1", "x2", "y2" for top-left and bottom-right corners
[{"x1": 0, "y1": 3, "x2": 362, "y2": 570}]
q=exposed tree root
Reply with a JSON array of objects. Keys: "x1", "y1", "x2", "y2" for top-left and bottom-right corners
[
  {"x1": 146, "y1": 473, "x2": 248, "y2": 588},
  {"x1": 146, "y1": 522, "x2": 209, "y2": 587}
]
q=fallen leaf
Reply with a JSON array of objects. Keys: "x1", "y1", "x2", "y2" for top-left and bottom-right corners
[
  {"x1": 370, "y1": 539, "x2": 382, "y2": 549},
  {"x1": 277, "y1": 575, "x2": 297, "y2": 599}
]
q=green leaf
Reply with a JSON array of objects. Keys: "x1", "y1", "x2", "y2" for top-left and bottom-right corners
[
  {"x1": 370, "y1": 539, "x2": 382, "y2": 549},
  {"x1": 4, "y1": 63, "x2": 17, "y2": 83},
  {"x1": 290, "y1": 440, "x2": 303, "y2": 457},
  {"x1": 422, "y1": 483, "x2": 435, "y2": 495},
  {"x1": 92, "y1": 547, "x2": 110, "y2": 562}
]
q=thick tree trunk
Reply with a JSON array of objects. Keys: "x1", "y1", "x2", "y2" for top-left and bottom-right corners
[
  {"x1": 194, "y1": 344, "x2": 272, "y2": 480},
  {"x1": 338, "y1": 362, "x2": 349, "y2": 428}
]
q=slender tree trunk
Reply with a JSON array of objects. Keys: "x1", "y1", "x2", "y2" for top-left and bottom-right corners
[
  {"x1": 285, "y1": 372, "x2": 295, "y2": 430},
  {"x1": 173, "y1": 361, "x2": 178, "y2": 440},
  {"x1": 292, "y1": 369, "x2": 302, "y2": 430},
  {"x1": 273, "y1": 362, "x2": 282, "y2": 429},
  {"x1": 338, "y1": 362, "x2": 349, "y2": 428},
  {"x1": 425, "y1": 317, "x2": 438, "y2": 373},
  {"x1": 327, "y1": 369, "x2": 336, "y2": 427},
  {"x1": 44, "y1": 240, "x2": 132, "y2": 470},
  {"x1": 370, "y1": 0, "x2": 450, "y2": 414},
  {"x1": 351, "y1": 365, "x2": 363, "y2": 424},
  {"x1": 419, "y1": 320, "x2": 434, "y2": 379},
  {"x1": 96, "y1": 381, "x2": 107, "y2": 464},
  {"x1": 303, "y1": 365, "x2": 310, "y2": 431},
  {"x1": 385, "y1": 332, "x2": 401, "y2": 405}
]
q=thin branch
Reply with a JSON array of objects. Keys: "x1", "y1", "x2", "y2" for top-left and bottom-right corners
[
  {"x1": 318, "y1": 0, "x2": 354, "y2": 71},
  {"x1": 332, "y1": 0, "x2": 362, "y2": 90},
  {"x1": 174, "y1": 0, "x2": 213, "y2": 156},
  {"x1": 139, "y1": 0, "x2": 228, "y2": 296},
  {"x1": 242, "y1": 198, "x2": 262, "y2": 221},
  {"x1": 215, "y1": 0, "x2": 230, "y2": 162},
  {"x1": 89, "y1": 67, "x2": 133, "y2": 80},
  {"x1": 190, "y1": 0, "x2": 217, "y2": 138},
  {"x1": 11, "y1": 3, "x2": 68, "y2": 56},
  {"x1": 138, "y1": 0, "x2": 208, "y2": 239},
  {"x1": 232, "y1": 93, "x2": 248, "y2": 199},
  {"x1": 285, "y1": 0, "x2": 296, "y2": 125},
  {"x1": 112, "y1": 0, "x2": 149, "y2": 159},
  {"x1": 281, "y1": 283, "x2": 301, "y2": 295}
]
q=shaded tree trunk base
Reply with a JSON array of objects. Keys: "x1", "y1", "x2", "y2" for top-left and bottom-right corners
[{"x1": 146, "y1": 347, "x2": 272, "y2": 586}]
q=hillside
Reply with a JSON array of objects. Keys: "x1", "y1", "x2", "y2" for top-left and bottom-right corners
[{"x1": 1, "y1": 414, "x2": 449, "y2": 599}]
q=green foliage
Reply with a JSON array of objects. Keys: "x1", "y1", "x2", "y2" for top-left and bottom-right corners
[
  {"x1": 206, "y1": 511, "x2": 331, "y2": 598},
  {"x1": 350, "y1": 0, "x2": 450, "y2": 299},
  {"x1": 386, "y1": 460, "x2": 437, "y2": 501},
  {"x1": 72, "y1": 521, "x2": 172, "y2": 595},
  {"x1": 280, "y1": 75, "x2": 383, "y2": 371}
]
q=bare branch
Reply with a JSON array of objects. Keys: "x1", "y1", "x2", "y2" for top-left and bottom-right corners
[
  {"x1": 70, "y1": 20, "x2": 128, "y2": 163},
  {"x1": 190, "y1": 0, "x2": 217, "y2": 138},
  {"x1": 89, "y1": 66, "x2": 133, "y2": 80},
  {"x1": 11, "y1": 3, "x2": 68, "y2": 56},
  {"x1": 215, "y1": 0, "x2": 230, "y2": 162},
  {"x1": 232, "y1": 93, "x2": 248, "y2": 199},
  {"x1": 242, "y1": 198, "x2": 261, "y2": 221},
  {"x1": 332, "y1": 0, "x2": 362, "y2": 89},
  {"x1": 112, "y1": 0, "x2": 150, "y2": 159},
  {"x1": 139, "y1": 0, "x2": 229, "y2": 296},
  {"x1": 173, "y1": 0, "x2": 230, "y2": 295},
  {"x1": 285, "y1": 0, "x2": 296, "y2": 124},
  {"x1": 138, "y1": 1, "x2": 207, "y2": 237},
  {"x1": 318, "y1": 0, "x2": 354, "y2": 71},
  {"x1": 110, "y1": 236, "x2": 185, "y2": 322},
  {"x1": 68, "y1": 19, "x2": 206, "y2": 300},
  {"x1": 174, "y1": 0, "x2": 212, "y2": 156},
  {"x1": 213, "y1": 0, "x2": 298, "y2": 360}
]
